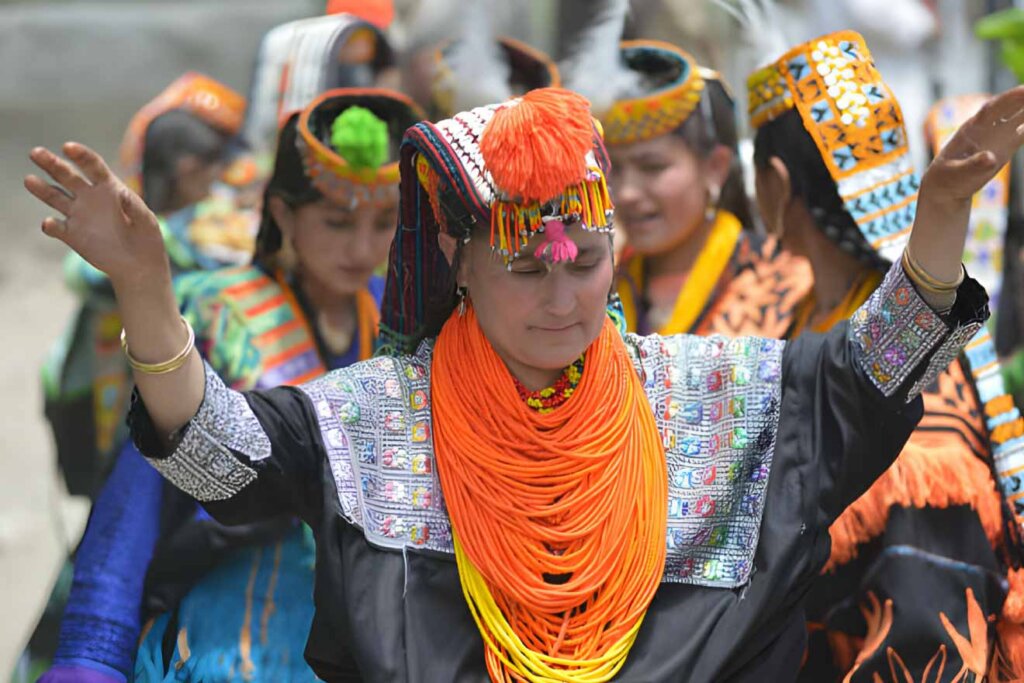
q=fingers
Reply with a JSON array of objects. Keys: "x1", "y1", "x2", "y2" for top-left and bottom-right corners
[
  {"x1": 930, "y1": 150, "x2": 1001, "y2": 198},
  {"x1": 974, "y1": 86, "x2": 1024, "y2": 129},
  {"x1": 29, "y1": 147, "x2": 90, "y2": 194},
  {"x1": 64, "y1": 142, "x2": 113, "y2": 186},
  {"x1": 40, "y1": 216, "x2": 69, "y2": 241},
  {"x1": 24, "y1": 175, "x2": 73, "y2": 216},
  {"x1": 118, "y1": 187, "x2": 154, "y2": 228}
]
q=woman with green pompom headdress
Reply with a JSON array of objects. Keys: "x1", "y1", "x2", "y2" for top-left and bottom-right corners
[{"x1": 40, "y1": 88, "x2": 422, "y2": 683}]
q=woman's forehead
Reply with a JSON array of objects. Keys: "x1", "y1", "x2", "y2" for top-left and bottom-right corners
[{"x1": 472, "y1": 221, "x2": 610, "y2": 260}]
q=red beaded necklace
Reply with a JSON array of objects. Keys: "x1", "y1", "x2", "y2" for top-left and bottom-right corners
[{"x1": 512, "y1": 356, "x2": 585, "y2": 413}]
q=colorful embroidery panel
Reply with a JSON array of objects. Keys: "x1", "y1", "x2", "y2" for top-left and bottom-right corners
[
  {"x1": 143, "y1": 364, "x2": 264, "y2": 502},
  {"x1": 176, "y1": 266, "x2": 327, "y2": 391},
  {"x1": 626, "y1": 333, "x2": 785, "y2": 587},
  {"x1": 925, "y1": 94, "x2": 1011, "y2": 309},
  {"x1": 963, "y1": 330, "x2": 1024, "y2": 517},
  {"x1": 848, "y1": 260, "x2": 984, "y2": 402},
  {"x1": 748, "y1": 31, "x2": 918, "y2": 263},
  {"x1": 306, "y1": 334, "x2": 786, "y2": 588},
  {"x1": 303, "y1": 347, "x2": 451, "y2": 552}
]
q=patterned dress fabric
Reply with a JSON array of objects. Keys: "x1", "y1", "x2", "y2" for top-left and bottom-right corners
[{"x1": 129, "y1": 260, "x2": 987, "y2": 681}]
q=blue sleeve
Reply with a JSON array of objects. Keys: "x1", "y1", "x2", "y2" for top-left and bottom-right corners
[{"x1": 51, "y1": 441, "x2": 164, "y2": 678}]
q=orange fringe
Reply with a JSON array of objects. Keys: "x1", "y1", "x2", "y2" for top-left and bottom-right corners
[
  {"x1": 825, "y1": 440, "x2": 1003, "y2": 571},
  {"x1": 993, "y1": 616, "x2": 1024, "y2": 682},
  {"x1": 479, "y1": 87, "x2": 594, "y2": 203}
]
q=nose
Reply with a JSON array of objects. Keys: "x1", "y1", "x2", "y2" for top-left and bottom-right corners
[
  {"x1": 610, "y1": 165, "x2": 643, "y2": 207},
  {"x1": 540, "y1": 266, "x2": 576, "y2": 318},
  {"x1": 348, "y1": 220, "x2": 379, "y2": 266}
]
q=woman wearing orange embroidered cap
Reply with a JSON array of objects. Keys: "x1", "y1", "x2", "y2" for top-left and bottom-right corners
[
  {"x1": 749, "y1": 31, "x2": 1024, "y2": 681},
  {"x1": 600, "y1": 40, "x2": 811, "y2": 339},
  {"x1": 25, "y1": 76, "x2": 1021, "y2": 679},
  {"x1": 119, "y1": 72, "x2": 245, "y2": 215}
]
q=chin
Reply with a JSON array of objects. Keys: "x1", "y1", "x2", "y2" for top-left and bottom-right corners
[
  {"x1": 526, "y1": 332, "x2": 594, "y2": 368},
  {"x1": 325, "y1": 281, "x2": 366, "y2": 298}
]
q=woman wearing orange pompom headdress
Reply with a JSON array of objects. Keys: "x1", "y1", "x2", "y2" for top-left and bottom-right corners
[{"x1": 25, "y1": 76, "x2": 1022, "y2": 679}]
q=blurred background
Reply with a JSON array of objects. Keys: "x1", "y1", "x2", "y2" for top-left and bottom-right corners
[{"x1": 0, "y1": 0, "x2": 1019, "y2": 678}]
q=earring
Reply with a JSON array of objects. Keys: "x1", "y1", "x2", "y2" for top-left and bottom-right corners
[
  {"x1": 275, "y1": 234, "x2": 298, "y2": 273},
  {"x1": 705, "y1": 184, "x2": 720, "y2": 223},
  {"x1": 457, "y1": 286, "x2": 468, "y2": 316}
]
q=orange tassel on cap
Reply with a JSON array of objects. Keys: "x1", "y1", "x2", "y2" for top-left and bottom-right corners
[{"x1": 480, "y1": 87, "x2": 594, "y2": 203}]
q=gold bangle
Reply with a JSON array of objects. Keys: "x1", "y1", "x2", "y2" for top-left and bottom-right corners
[
  {"x1": 120, "y1": 317, "x2": 195, "y2": 375},
  {"x1": 901, "y1": 249, "x2": 964, "y2": 294}
]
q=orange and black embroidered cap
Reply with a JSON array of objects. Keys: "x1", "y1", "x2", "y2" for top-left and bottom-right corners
[{"x1": 747, "y1": 31, "x2": 919, "y2": 264}]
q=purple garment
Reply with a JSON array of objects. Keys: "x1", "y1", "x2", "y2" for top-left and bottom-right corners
[
  {"x1": 38, "y1": 663, "x2": 125, "y2": 683},
  {"x1": 47, "y1": 442, "x2": 162, "y2": 679}
]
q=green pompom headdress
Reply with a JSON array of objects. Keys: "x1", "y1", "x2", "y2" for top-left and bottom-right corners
[{"x1": 296, "y1": 88, "x2": 424, "y2": 207}]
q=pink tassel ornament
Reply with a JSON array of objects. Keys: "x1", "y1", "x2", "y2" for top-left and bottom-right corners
[{"x1": 533, "y1": 218, "x2": 578, "y2": 264}]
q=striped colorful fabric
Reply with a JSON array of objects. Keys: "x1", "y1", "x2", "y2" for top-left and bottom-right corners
[{"x1": 176, "y1": 265, "x2": 326, "y2": 390}]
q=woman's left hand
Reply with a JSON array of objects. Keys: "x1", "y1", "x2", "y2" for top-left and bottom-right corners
[
  {"x1": 921, "y1": 85, "x2": 1024, "y2": 204},
  {"x1": 911, "y1": 85, "x2": 1024, "y2": 285}
]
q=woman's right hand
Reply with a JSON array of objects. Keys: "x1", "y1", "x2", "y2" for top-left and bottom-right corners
[
  {"x1": 25, "y1": 142, "x2": 169, "y2": 290},
  {"x1": 28, "y1": 142, "x2": 206, "y2": 440}
]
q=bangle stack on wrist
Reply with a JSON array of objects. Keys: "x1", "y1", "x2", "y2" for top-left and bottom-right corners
[
  {"x1": 901, "y1": 250, "x2": 963, "y2": 313},
  {"x1": 120, "y1": 316, "x2": 195, "y2": 375},
  {"x1": 901, "y1": 249, "x2": 964, "y2": 295}
]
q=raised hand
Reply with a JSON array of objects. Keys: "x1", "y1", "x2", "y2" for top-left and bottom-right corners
[
  {"x1": 921, "y1": 85, "x2": 1024, "y2": 206},
  {"x1": 27, "y1": 141, "x2": 205, "y2": 439},
  {"x1": 911, "y1": 86, "x2": 1024, "y2": 287},
  {"x1": 25, "y1": 142, "x2": 168, "y2": 289}
]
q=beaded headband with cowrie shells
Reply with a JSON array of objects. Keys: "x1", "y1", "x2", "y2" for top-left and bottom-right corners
[
  {"x1": 748, "y1": 30, "x2": 919, "y2": 264},
  {"x1": 600, "y1": 40, "x2": 706, "y2": 146}
]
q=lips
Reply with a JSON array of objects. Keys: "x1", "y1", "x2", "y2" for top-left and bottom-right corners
[
  {"x1": 533, "y1": 322, "x2": 579, "y2": 333},
  {"x1": 620, "y1": 212, "x2": 661, "y2": 233}
]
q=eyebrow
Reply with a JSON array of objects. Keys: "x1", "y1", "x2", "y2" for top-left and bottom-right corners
[{"x1": 626, "y1": 151, "x2": 670, "y2": 164}]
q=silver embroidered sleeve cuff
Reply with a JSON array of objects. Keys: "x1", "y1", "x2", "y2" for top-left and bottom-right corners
[
  {"x1": 848, "y1": 258, "x2": 989, "y2": 403},
  {"x1": 128, "y1": 362, "x2": 270, "y2": 501}
]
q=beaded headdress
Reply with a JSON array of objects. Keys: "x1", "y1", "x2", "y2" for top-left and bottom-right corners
[
  {"x1": 255, "y1": 88, "x2": 422, "y2": 265},
  {"x1": 747, "y1": 31, "x2": 919, "y2": 263},
  {"x1": 600, "y1": 40, "x2": 706, "y2": 146},
  {"x1": 380, "y1": 88, "x2": 614, "y2": 352},
  {"x1": 296, "y1": 88, "x2": 423, "y2": 208},
  {"x1": 120, "y1": 72, "x2": 246, "y2": 195},
  {"x1": 924, "y1": 94, "x2": 1010, "y2": 308}
]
